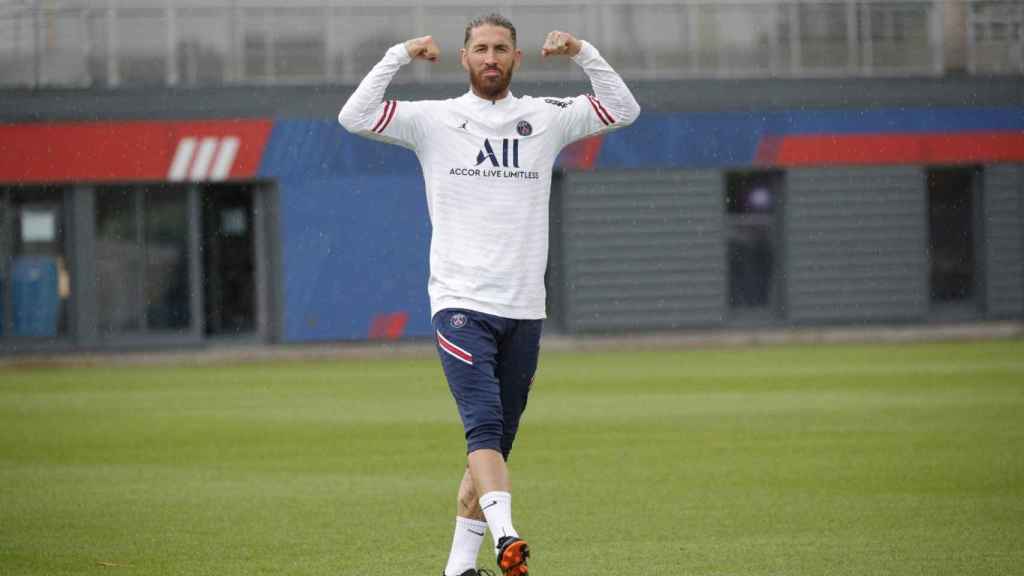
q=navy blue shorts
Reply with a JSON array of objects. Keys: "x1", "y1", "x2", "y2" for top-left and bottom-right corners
[{"x1": 432, "y1": 308, "x2": 543, "y2": 460}]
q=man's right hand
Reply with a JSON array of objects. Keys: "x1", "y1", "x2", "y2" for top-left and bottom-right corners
[{"x1": 404, "y1": 36, "x2": 440, "y2": 62}]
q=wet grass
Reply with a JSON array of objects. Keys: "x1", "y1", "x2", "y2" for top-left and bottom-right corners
[{"x1": 1, "y1": 339, "x2": 1022, "y2": 575}]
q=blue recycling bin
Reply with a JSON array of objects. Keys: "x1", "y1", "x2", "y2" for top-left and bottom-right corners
[{"x1": 11, "y1": 256, "x2": 60, "y2": 338}]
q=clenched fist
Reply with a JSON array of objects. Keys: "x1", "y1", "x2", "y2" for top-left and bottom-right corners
[
  {"x1": 404, "y1": 35, "x2": 440, "y2": 62},
  {"x1": 541, "y1": 30, "x2": 581, "y2": 58}
]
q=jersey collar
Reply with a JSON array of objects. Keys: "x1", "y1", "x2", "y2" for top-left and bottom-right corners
[{"x1": 463, "y1": 89, "x2": 516, "y2": 108}]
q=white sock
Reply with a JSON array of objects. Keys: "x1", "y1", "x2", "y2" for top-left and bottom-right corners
[
  {"x1": 444, "y1": 516, "x2": 488, "y2": 576},
  {"x1": 479, "y1": 491, "x2": 519, "y2": 548}
]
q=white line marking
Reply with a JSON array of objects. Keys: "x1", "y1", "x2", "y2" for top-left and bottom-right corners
[
  {"x1": 189, "y1": 137, "x2": 219, "y2": 181},
  {"x1": 209, "y1": 136, "x2": 239, "y2": 181},
  {"x1": 167, "y1": 137, "x2": 196, "y2": 181}
]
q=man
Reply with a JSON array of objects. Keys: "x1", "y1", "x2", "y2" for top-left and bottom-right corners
[{"x1": 339, "y1": 14, "x2": 639, "y2": 576}]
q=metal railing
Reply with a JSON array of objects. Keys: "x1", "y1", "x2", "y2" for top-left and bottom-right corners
[{"x1": 0, "y1": 0, "x2": 1020, "y2": 89}]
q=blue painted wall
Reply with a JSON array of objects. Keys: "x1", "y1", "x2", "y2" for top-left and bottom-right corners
[
  {"x1": 596, "y1": 107, "x2": 1024, "y2": 169},
  {"x1": 262, "y1": 121, "x2": 431, "y2": 342},
  {"x1": 260, "y1": 108, "x2": 1024, "y2": 342}
]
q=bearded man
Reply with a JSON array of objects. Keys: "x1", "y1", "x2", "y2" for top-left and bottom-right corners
[{"x1": 339, "y1": 13, "x2": 640, "y2": 576}]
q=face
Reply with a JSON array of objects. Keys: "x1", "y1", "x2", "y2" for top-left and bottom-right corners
[{"x1": 461, "y1": 24, "x2": 521, "y2": 100}]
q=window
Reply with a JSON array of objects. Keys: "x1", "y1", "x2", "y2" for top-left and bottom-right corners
[
  {"x1": 242, "y1": 7, "x2": 325, "y2": 81},
  {"x1": 95, "y1": 185, "x2": 191, "y2": 336},
  {"x1": 96, "y1": 188, "x2": 139, "y2": 333},
  {"x1": 202, "y1": 186, "x2": 257, "y2": 336},
  {"x1": 146, "y1": 190, "x2": 191, "y2": 330},
  {"x1": 726, "y1": 172, "x2": 782, "y2": 319},
  {"x1": 928, "y1": 167, "x2": 979, "y2": 306},
  {"x1": 969, "y1": 1, "x2": 1024, "y2": 73}
]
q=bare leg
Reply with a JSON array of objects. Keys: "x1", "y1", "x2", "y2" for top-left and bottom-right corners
[
  {"x1": 468, "y1": 447, "x2": 524, "y2": 555},
  {"x1": 444, "y1": 466, "x2": 490, "y2": 576},
  {"x1": 456, "y1": 466, "x2": 484, "y2": 521},
  {"x1": 468, "y1": 449, "x2": 528, "y2": 575},
  {"x1": 467, "y1": 448, "x2": 510, "y2": 496}
]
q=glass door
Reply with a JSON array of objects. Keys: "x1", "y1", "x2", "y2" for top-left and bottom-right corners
[
  {"x1": 202, "y1": 185, "x2": 256, "y2": 336},
  {"x1": 95, "y1": 185, "x2": 192, "y2": 337}
]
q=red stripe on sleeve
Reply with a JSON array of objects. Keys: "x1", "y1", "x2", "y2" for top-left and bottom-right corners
[
  {"x1": 376, "y1": 100, "x2": 398, "y2": 133},
  {"x1": 591, "y1": 95, "x2": 616, "y2": 124},
  {"x1": 586, "y1": 95, "x2": 613, "y2": 126},
  {"x1": 371, "y1": 101, "x2": 393, "y2": 133}
]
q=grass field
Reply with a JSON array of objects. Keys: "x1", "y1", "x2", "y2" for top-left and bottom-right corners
[{"x1": 1, "y1": 339, "x2": 1023, "y2": 576}]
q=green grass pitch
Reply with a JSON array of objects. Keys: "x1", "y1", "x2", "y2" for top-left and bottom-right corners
[{"x1": 1, "y1": 339, "x2": 1022, "y2": 575}]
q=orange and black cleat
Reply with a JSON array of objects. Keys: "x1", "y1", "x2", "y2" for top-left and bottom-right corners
[{"x1": 496, "y1": 536, "x2": 530, "y2": 576}]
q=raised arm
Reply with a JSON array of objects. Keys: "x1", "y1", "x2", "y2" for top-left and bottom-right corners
[
  {"x1": 542, "y1": 31, "x2": 641, "y2": 146},
  {"x1": 337, "y1": 36, "x2": 440, "y2": 147}
]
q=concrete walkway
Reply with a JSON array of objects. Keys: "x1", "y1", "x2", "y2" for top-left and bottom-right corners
[{"x1": 2, "y1": 321, "x2": 1021, "y2": 368}]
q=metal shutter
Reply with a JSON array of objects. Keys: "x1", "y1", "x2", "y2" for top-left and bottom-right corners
[
  {"x1": 559, "y1": 170, "x2": 725, "y2": 333},
  {"x1": 784, "y1": 166, "x2": 927, "y2": 323},
  {"x1": 984, "y1": 165, "x2": 1024, "y2": 318}
]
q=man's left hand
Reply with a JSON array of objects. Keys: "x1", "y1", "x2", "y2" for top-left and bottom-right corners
[{"x1": 541, "y1": 31, "x2": 581, "y2": 58}]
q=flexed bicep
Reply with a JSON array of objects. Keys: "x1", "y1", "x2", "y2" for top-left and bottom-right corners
[
  {"x1": 338, "y1": 42, "x2": 435, "y2": 149},
  {"x1": 554, "y1": 42, "x2": 640, "y2": 147}
]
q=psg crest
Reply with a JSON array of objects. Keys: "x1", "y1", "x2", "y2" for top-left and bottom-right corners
[
  {"x1": 516, "y1": 120, "x2": 532, "y2": 137},
  {"x1": 450, "y1": 313, "x2": 467, "y2": 328}
]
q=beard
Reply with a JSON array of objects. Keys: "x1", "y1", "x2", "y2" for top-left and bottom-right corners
[{"x1": 469, "y1": 65, "x2": 514, "y2": 99}]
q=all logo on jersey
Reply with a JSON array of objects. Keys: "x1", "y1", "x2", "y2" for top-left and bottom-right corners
[
  {"x1": 475, "y1": 138, "x2": 519, "y2": 168},
  {"x1": 449, "y1": 138, "x2": 540, "y2": 180}
]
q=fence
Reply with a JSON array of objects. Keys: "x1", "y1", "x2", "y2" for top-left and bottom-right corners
[{"x1": 0, "y1": 0, "x2": 1020, "y2": 88}]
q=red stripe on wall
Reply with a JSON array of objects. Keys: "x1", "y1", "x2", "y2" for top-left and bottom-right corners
[
  {"x1": 754, "y1": 135, "x2": 783, "y2": 166},
  {"x1": 0, "y1": 119, "x2": 272, "y2": 183},
  {"x1": 558, "y1": 136, "x2": 604, "y2": 170},
  {"x1": 764, "y1": 132, "x2": 1024, "y2": 166},
  {"x1": 368, "y1": 311, "x2": 409, "y2": 340}
]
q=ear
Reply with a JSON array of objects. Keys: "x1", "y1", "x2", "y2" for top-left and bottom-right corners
[
  {"x1": 513, "y1": 48, "x2": 522, "y2": 72},
  {"x1": 460, "y1": 47, "x2": 469, "y2": 72}
]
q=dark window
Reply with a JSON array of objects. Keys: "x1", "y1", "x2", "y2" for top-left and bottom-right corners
[
  {"x1": 927, "y1": 167, "x2": 977, "y2": 304},
  {"x1": 202, "y1": 186, "x2": 257, "y2": 336},
  {"x1": 726, "y1": 172, "x2": 782, "y2": 316}
]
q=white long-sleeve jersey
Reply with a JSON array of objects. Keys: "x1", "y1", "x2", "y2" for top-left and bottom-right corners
[{"x1": 339, "y1": 40, "x2": 640, "y2": 320}]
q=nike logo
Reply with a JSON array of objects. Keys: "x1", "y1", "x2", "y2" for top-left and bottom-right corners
[
  {"x1": 467, "y1": 529, "x2": 486, "y2": 536},
  {"x1": 481, "y1": 500, "x2": 498, "y2": 511},
  {"x1": 459, "y1": 121, "x2": 468, "y2": 130}
]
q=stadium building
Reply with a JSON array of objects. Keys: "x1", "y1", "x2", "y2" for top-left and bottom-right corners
[{"x1": 1, "y1": 0, "x2": 1022, "y2": 353}]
